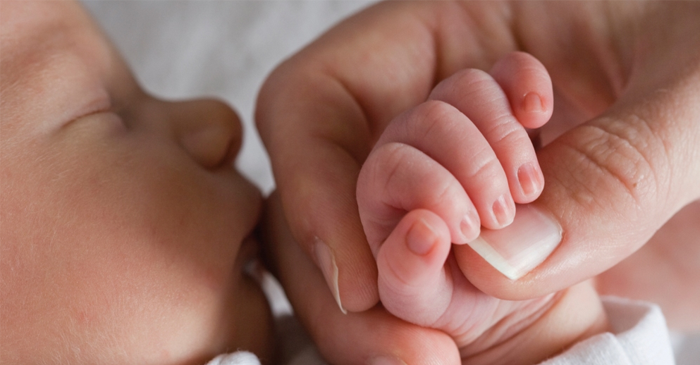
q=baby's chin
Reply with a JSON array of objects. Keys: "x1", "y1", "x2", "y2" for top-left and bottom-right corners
[
  {"x1": 229, "y1": 274, "x2": 277, "y2": 364},
  {"x1": 120, "y1": 267, "x2": 275, "y2": 365},
  {"x1": 221, "y1": 234, "x2": 276, "y2": 363},
  {"x1": 97, "y1": 247, "x2": 275, "y2": 364}
]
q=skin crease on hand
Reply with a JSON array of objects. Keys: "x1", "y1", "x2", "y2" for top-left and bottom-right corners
[{"x1": 0, "y1": 2, "x2": 273, "y2": 364}]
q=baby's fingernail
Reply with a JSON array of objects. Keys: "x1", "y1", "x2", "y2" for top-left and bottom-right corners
[
  {"x1": 313, "y1": 238, "x2": 347, "y2": 314},
  {"x1": 459, "y1": 211, "x2": 480, "y2": 243},
  {"x1": 492, "y1": 194, "x2": 515, "y2": 228},
  {"x1": 517, "y1": 162, "x2": 544, "y2": 198},
  {"x1": 468, "y1": 204, "x2": 562, "y2": 280},
  {"x1": 522, "y1": 92, "x2": 545, "y2": 113},
  {"x1": 368, "y1": 355, "x2": 407, "y2": 365},
  {"x1": 406, "y1": 219, "x2": 437, "y2": 255}
]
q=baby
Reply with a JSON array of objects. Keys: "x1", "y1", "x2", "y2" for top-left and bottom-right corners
[
  {"x1": 356, "y1": 52, "x2": 609, "y2": 363},
  {"x1": 0, "y1": 1, "x2": 273, "y2": 363}
]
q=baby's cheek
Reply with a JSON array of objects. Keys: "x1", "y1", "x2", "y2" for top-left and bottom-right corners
[
  {"x1": 67, "y1": 251, "x2": 236, "y2": 363},
  {"x1": 126, "y1": 259, "x2": 238, "y2": 357}
]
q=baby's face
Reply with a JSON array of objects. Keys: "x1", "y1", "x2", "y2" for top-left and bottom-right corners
[{"x1": 0, "y1": 2, "x2": 272, "y2": 364}]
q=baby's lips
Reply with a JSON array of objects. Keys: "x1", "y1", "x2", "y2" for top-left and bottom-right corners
[{"x1": 467, "y1": 204, "x2": 562, "y2": 280}]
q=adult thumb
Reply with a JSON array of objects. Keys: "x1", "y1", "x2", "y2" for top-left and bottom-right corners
[{"x1": 454, "y1": 76, "x2": 700, "y2": 300}]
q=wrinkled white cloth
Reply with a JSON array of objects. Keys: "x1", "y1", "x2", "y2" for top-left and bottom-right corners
[
  {"x1": 541, "y1": 296, "x2": 675, "y2": 365},
  {"x1": 213, "y1": 297, "x2": 674, "y2": 365}
]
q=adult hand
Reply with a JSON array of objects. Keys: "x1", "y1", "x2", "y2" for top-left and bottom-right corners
[
  {"x1": 596, "y1": 200, "x2": 700, "y2": 330},
  {"x1": 256, "y1": 0, "x2": 700, "y2": 315},
  {"x1": 262, "y1": 192, "x2": 461, "y2": 365}
]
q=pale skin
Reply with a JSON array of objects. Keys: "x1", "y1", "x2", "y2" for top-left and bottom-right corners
[
  {"x1": 257, "y1": 0, "x2": 700, "y2": 363},
  {"x1": 0, "y1": 2, "x2": 273, "y2": 364}
]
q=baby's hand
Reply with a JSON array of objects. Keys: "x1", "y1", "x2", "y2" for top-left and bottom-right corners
[
  {"x1": 356, "y1": 53, "x2": 607, "y2": 362},
  {"x1": 357, "y1": 51, "x2": 552, "y2": 252}
]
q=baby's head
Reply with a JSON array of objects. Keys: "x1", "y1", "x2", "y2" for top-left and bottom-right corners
[{"x1": 0, "y1": 1, "x2": 273, "y2": 363}]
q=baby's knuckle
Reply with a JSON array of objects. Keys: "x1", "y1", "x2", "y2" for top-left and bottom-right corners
[
  {"x1": 483, "y1": 114, "x2": 524, "y2": 144},
  {"x1": 463, "y1": 148, "x2": 501, "y2": 181},
  {"x1": 432, "y1": 69, "x2": 492, "y2": 99},
  {"x1": 408, "y1": 100, "x2": 462, "y2": 139},
  {"x1": 429, "y1": 177, "x2": 458, "y2": 208},
  {"x1": 451, "y1": 68, "x2": 492, "y2": 88},
  {"x1": 373, "y1": 143, "x2": 411, "y2": 192}
]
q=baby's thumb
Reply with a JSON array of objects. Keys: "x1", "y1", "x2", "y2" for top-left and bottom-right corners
[
  {"x1": 376, "y1": 210, "x2": 453, "y2": 327},
  {"x1": 455, "y1": 95, "x2": 700, "y2": 300}
]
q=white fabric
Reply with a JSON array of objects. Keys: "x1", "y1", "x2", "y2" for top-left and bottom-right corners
[{"x1": 541, "y1": 297, "x2": 675, "y2": 365}]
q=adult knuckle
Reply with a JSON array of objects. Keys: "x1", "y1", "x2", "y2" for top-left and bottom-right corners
[{"x1": 561, "y1": 116, "x2": 667, "y2": 210}]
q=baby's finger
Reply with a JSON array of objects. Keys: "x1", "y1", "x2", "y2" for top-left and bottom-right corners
[
  {"x1": 429, "y1": 69, "x2": 544, "y2": 205},
  {"x1": 377, "y1": 209, "x2": 453, "y2": 328},
  {"x1": 263, "y1": 193, "x2": 461, "y2": 365},
  {"x1": 357, "y1": 141, "x2": 478, "y2": 253},
  {"x1": 371, "y1": 100, "x2": 511, "y2": 232},
  {"x1": 490, "y1": 52, "x2": 553, "y2": 129}
]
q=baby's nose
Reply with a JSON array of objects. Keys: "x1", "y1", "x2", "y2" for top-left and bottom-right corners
[{"x1": 172, "y1": 98, "x2": 242, "y2": 169}]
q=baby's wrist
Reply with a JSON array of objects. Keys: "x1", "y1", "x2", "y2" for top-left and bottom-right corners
[{"x1": 464, "y1": 281, "x2": 608, "y2": 365}]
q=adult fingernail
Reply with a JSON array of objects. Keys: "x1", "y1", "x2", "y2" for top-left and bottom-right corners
[
  {"x1": 492, "y1": 194, "x2": 515, "y2": 228},
  {"x1": 313, "y1": 237, "x2": 347, "y2": 314},
  {"x1": 468, "y1": 204, "x2": 562, "y2": 280},
  {"x1": 517, "y1": 162, "x2": 544, "y2": 198},
  {"x1": 522, "y1": 92, "x2": 544, "y2": 113},
  {"x1": 406, "y1": 219, "x2": 437, "y2": 255},
  {"x1": 459, "y1": 210, "x2": 480, "y2": 243},
  {"x1": 368, "y1": 355, "x2": 407, "y2": 365}
]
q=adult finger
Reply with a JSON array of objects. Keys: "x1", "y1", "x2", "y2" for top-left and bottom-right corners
[
  {"x1": 256, "y1": 1, "x2": 480, "y2": 313},
  {"x1": 596, "y1": 200, "x2": 700, "y2": 331},
  {"x1": 262, "y1": 192, "x2": 461, "y2": 365},
  {"x1": 455, "y1": 66, "x2": 700, "y2": 299}
]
